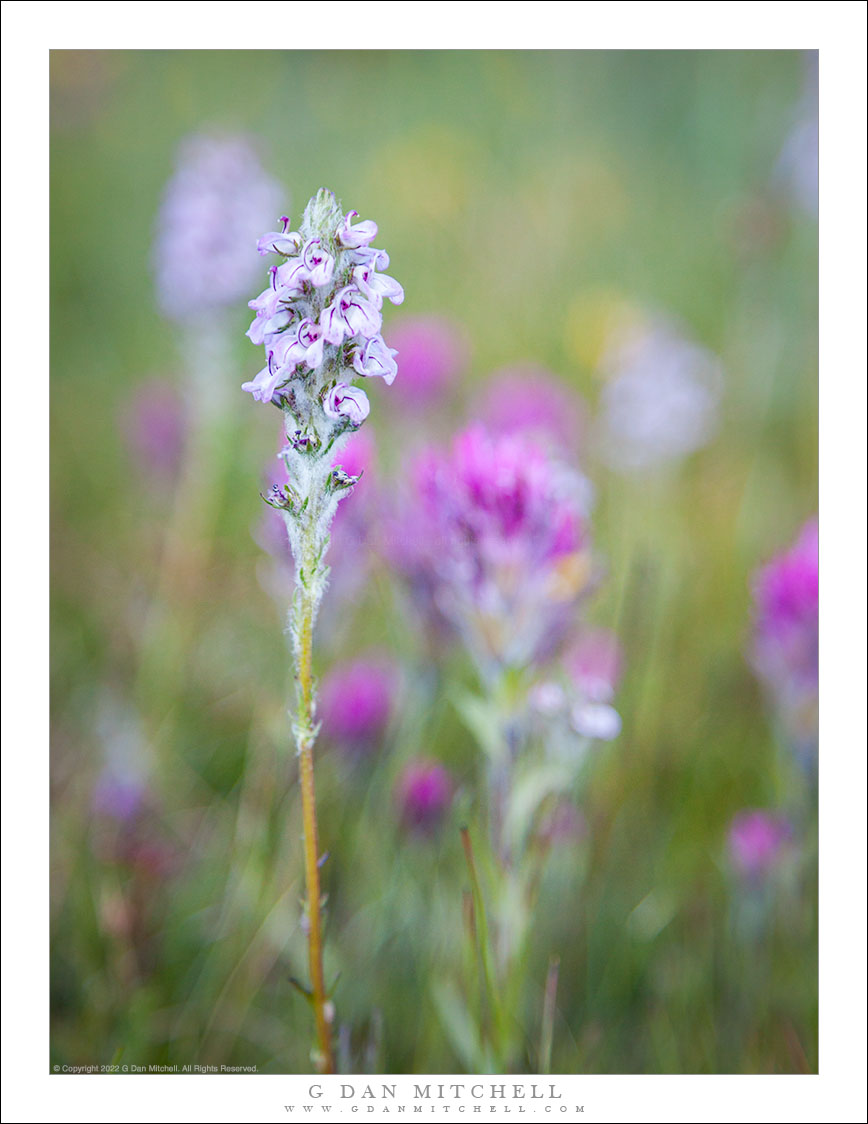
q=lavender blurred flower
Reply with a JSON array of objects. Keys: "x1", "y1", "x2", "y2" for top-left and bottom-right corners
[
  {"x1": 775, "y1": 116, "x2": 818, "y2": 218},
  {"x1": 471, "y1": 364, "x2": 586, "y2": 454},
  {"x1": 92, "y1": 772, "x2": 148, "y2": 824},
  {"x1": 565, "y1": 627, "x2": 623, "y2": 738},
  {"x1": 595, "y1": 314, "x2": 723, "y2": 472},
  {"x1": 392, "y1": 424, "x2": 593, "y2": 675},
  {"x1": 396, "y1": 760, "x2": 454, "y2": 835},
  {"x1": 89, "y1": 695, "x2": 176, "y2": 882},
  {"x1": 773, "y1": 52, "x2": 818, "y2": 217},
  {"x1": 91, "y1": 692, "x2": 152, "y2": 825},
  {"x1": 153, "y1": 133, "x2": 283, "y2": 323},
  {"x1": 528, "y1": 627, "x2": 624, "y2": 750},
  {"x1": 319, "y1": 654, "x2": 397, "y2": 755},
  {"x1": 386, "y1": 315, "x2": 469, "y2": 408},
  {"x1": 727, "y1": 810, "x2": 793, "y2": 880},
  {"x1": 569, "y1": 699, "x2": 622, "y2": 742},
  {"x1": 123, "y1": 379, "x2": 187, "y2": 483},
  {"x1": 750, "y1": 518, "x2": 818, "y2": 754}
]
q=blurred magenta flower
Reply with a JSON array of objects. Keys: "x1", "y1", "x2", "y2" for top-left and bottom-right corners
[
  {"x1": 596, "y1": 314, "x2": 723, "y2": 472},
  {"x1": 471, "y1": 364, "x2": 586, "y2": 453},
  {"x1": 386, "y1": 315, "x2": 469, "y2": 408},
  {"x1": 396, "y1": 759, "x2": 454, "y2": 834},
  {"x1": 328, "y1": 429, "x2": 378, "y2": 560},
  {"x1": 319, "y1": 653, "x2": 397, "y2": 754},
  {"x1": 123, "y1": 379, "x2": 187, "y2": 482},
  {"x1": 392, "y1": 424, "x2": 593, "y2": 673},
  {"x1": 153, "y1": 133, "x2": 284, "y2": 322},
  {"x1": 750, "y1": 518, "x2": 818, "y2": 748},
  {"x1": 727, "y1": 810, "x2": 792, "y2": 879},
  {"x1": 751, "y1": 519, "x2": 818, "y2": 688},
  {"x1": 331, "y1": 428, "x2": 374, "y2": 485}
]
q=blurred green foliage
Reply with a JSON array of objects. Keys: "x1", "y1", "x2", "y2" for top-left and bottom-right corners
[{"x1": 50, "y1": 50, "x2": 817, "y2": 1074}]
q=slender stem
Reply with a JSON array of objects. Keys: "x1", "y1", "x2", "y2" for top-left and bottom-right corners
[
  {"x1": 137, "y1": 319, "x2": 230, "y2": 714},
  {"x1": 294, "y1": 529, "x2": 335, "y2": 1074},
  {"x1": 539, "y1": 954, "x2": 560, "y2": 1075},
  {"x1": 460, "y1": 826, "x2": 506, "y2": 1067}
]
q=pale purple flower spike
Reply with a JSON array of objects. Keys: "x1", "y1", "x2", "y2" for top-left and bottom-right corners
[
  {"x1": 245, "y1": 192, "x2": 400, "y2": 715},
  {"x1": 153, "y1": 134, "x2": 283, "y2": 322},
  {"x1": 243, "y1": 190, "x2": 403, "y2": 408}
]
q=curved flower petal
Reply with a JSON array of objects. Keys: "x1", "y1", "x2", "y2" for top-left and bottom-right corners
[
  {"x1": 246, "y1": 306, "x2": 291, "y2": 346},
  {"x1": 366, "y1": 270, "x2": 404, "y2": 306},
  {"x1": 302, "y1": 237, "x2": 336, "y2": 287},
  {"x1": 275, "y1": 258, "x2": 311, "y2": 295},
  {"x1": 324, "y1": 382, "x2": 370, "y2": 426},
  {"x1": 247, "y1": 281, "x2": 283, "y2": 319},
  {"x1": 269, "y1": 329, "x2": 302, "y2": 369},
  {"x1": 352, "y1": 335, "x2": 399, "y2": 384},
  {"x1": 352, "y1": 265, "x2": 403, "y2": 308},
  {"x1": 242, "y1": 360, "x2": 285, "y2": 404},
  {"x1": 257, "y1": 230, "x2": 303, "y2": 256},
  {"x1": 337, "y1": 210, "x2": 378, "y2": 248},
  {"x1": 320, "y1": 300, "x2": 351, "y2": 346},
  {"x1": 349, "y1": 245, "x2": 390, "y2": 270},
  {"x1": 339, "y1": 287, "x2": 382, "y2": 339},
  {"x1": 303, "y1": 335, "x2": 324, "y2": 370}
]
